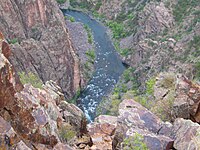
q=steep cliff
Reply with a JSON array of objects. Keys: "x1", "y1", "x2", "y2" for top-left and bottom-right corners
[{"x1": 0, "y1": 0, "x2": 82, "y2": 99}]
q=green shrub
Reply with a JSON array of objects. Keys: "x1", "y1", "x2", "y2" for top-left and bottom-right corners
[
  {"x1": 122, "y1": 133, "x2": 149, "y2": 150},
  {"x1": 69, "y1": 16, "x2": 75, "y2": 22},
  {"x1": 146, "y1": 77, "x2": 156, "y2": 95},
  {"x1": 57, "y1": 0, "x2": 67, "y2": 4},
  {"x1": 159, "y1": 74, "x2": 175, "y2": 89},
  {"x1": 59, "y1": 124, "x2": 76, "y2": 142},
  {"x1": 18, "y1": 72, "x2": 43, "y2": 89},
  {"x1": 106, "y1": 21, "x2": 126, "y2": 39},
  {"x1": 96, "y1": 93, "x2": 121, "y2": 116},
  {"x1": 68, "y1": 88, "x2": 81, "y2": 104},
  {"x1": 86, "y1": 49, "x2": 95, "y2": 61},
  {"x1": 134, "y1": 95, "x2": 152, "y2": 109},
  {"x1": 8, "y1": 38, "x2": 18, "y2": 44},
  {"x1": 84, "y1": 25, "x2": 93, "y2": 44}
]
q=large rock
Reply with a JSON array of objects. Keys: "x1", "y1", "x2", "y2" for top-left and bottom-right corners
[
  {"x1": 0, "y1": 0, "x2": 81, "y2": 99},
  {"x1": 173, "y1": 118, "x2": 200, "y2": 150},
  {"x1": 172, "y1": 75, "x2": 200, "y2": 123},
  {"x1": 113, "y1": 99, "x2": 174, "y2": 150},
  {"x1": 87, "y1": 115, "x2": 118, "y2": 150}
]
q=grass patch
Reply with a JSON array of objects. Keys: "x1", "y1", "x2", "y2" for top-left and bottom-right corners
[
  {"x1": 18, "y1": 72, "x2": 43, "y2": 89},
  {"x1": 59, "y1": 124, "x2": 77, "y2": 142}
]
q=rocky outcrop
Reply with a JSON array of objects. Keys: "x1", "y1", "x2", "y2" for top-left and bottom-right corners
[
  {"x1": 113, "y1": 99, "x2": 174, "y2": 150},
  {"x1": 172, "y1": 75, "x2": 200, "y2": 123},
  {"x1": 151, "y1": 72, "x2": 200, "y2": 123},
  {"x1": 0, "y1": 33, "x2": 87, "y2": 149},
  {"x1": 173, "y1": 118, "x2": 200, "y2": 150},
  {"x1": 0, "y1": 0, "x2": 81, "y2": 99}
]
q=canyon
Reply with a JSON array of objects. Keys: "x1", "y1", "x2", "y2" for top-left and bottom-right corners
[{"x1": 0, "y1": 0, "x2": 200, "y2": 149}]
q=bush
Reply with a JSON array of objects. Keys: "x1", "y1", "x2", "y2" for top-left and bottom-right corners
[
  {"x1": 151, "y1": 90, "x2": 175, "y2": 121},
  {"x1": 122, "y1": 133, "x2": 148, "y2": 150},
  {"x1": 190, "y1": 35, "x2": 200, "y2": 57},
  {"x1": 173, "y1": 0, "x2": 199, "y2": 23},
  {"x1": 8, "y1": 38, "x2": 18, "y2": 44},
  {"x1": 84, "y1": 25, "x2": 93, "y2": 44},
  {"x1": 69, "y1": 16, "x2": 75, "y2": 22},
  {"x1": 96, "y1": 93, "x2": 121, "y2": 116},
  {"x1": 106, "y1": 21, "x2": 126, "y2": 39},
  {"x1": 86, "y1": 49, "x2": 95, "y2": 61},
  {"x1": 18, "y1": 72, "x2": 43, "y2": 89},
  {"x1": 146, "y1": 77, "x2": 156, "y2": 95},
  {"x1": 59, "y1": 124, "x2": 76, "y2": 142}
]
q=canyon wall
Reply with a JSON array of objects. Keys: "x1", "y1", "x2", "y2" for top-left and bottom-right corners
[{"x1": 0, "y1": 0, "x2": 81, "y2": 99}]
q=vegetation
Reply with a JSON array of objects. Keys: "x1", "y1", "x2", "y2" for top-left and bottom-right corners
[
  {"x1": 84, "y1": 25, "x2": 93, "y2": 44},
  {"x1": 18, "y1": 72, "x2": 43, "y2": 89},
  {"x1": 56, "y1": 0, "x2": 67, "y2": 4},
  {"x1": 189, "y1": 35, "x2": 200, "y2": 57},
  {"x1": 8, "y1": 38, "x2": 18, "y2": 44},
  {"x1": 106, "y1": 21, "x2": 126, "y2": 39},
  {"x1": 122, "y1": 133, "x2": 149, "y2": 150},
  {"x1": 69, "y1": 16, "x2": 75, "y2": 22},
  {"x1": 146, "y1": 77, "x2": 156, "y2": 95},
  {"x1": 96, "y1": 93, "x2": 121, "y2": 116},
  {"x1": 68, "y1": 88, "x2": 81, "y2": 104},
  {"x1": 173, "y1": 0, "x2": 199, "y2": 23},
  {"x1": 59, "y1": 124, "x2": 77, "y2": 142},
  {"x1": 195, "y1": 61, "x2": 200, "y2": 80},
  {"x1": 151, "y1": 90, "x2": 175, "y2": 121},
  {"x1": 86, "y1": 49, "x2": 95, "y2": 62}
]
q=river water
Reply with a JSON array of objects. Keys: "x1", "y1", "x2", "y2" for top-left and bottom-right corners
[{"x1": 63, "y1": 10, "x2": 125, "y2": 122}]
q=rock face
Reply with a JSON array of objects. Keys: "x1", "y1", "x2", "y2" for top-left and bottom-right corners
[
  {"x1": 172, "y1": 75, "x2": 200, "y2": 123},
  {"x1": 173, "y1": 118, "x2": 200, "y2": 150},
  {"x1": 113, "y1": 99, "x2": 174, "y2": 150},
  {"x1": 152, "y1": 72, "x2": 200, "y2": 123},
  {"x1": 0, "y1": 33, "x2": 86, "y2": 149},
  {"x1": 0, "y1": 0, "x2": 81, "y2": 99},
  {"x1": 66, "y1": 20, "x2": 94, "y2": 86}
]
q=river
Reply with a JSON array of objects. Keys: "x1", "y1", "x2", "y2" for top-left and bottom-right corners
[{"x1": 62, "y1": 10, "x2": 125, "y2": 122}]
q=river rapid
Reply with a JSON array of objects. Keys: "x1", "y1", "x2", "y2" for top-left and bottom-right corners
[{"x1": 63, "y1": 10, "x2": 125, "y2": 122}]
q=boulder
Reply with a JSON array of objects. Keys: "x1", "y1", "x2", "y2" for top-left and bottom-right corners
[
  {"x1": 87, "y1": 115, "x2": 118, "y2": 150},
  {"x1": 172, "y1": 75, "x2": 200, "y2": 123},
  {"x1": 173, "y1": 118, "x2": 200, "y2": 150},
  {"x1": 113, "y1": 99, "x2": 174, "y2": 150}
]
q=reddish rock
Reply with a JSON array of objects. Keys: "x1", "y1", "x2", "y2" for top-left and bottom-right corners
[
  {"x1": 0, "y1": 0, "x2": 82, "y2": 99},
  {"x1": 87, "y1": 119, "x2": 117, "y2": 150},
  {"x1": 172, "y1": 75, "x2": 200, "y2": 123},
  {"x1": 173, "y1": 118, "x2": 200, "y2": 150}
]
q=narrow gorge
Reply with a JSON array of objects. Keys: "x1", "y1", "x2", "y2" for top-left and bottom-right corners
[
  {"x1": 63, "y1": 10, "x2": 125, "y2": 121},
  {"x1": 0, "y1": 0, "x2": 200, "y2": 149}
]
